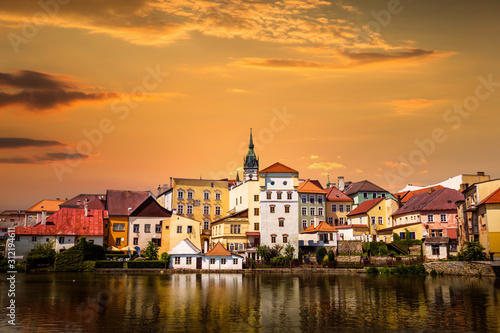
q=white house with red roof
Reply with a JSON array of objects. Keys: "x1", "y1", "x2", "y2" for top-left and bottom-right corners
[
  {"x1": 259, "y1": 162, "x2": 300, "y2": 251},
  {"x1": 299, "y1": 217, "x2": 338, "y2": 247},
  {"x1": 168, "y1": 240, "x2": 243, "y2": 269},
  {"x1": 11, "y1": 207, "x2": 107, "y2": 257}
]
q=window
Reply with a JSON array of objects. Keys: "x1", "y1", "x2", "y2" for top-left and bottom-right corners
[
  {"x1": 381, "y1": 193, "x2": 386, "y2": 198},
  {"x1": 310, "y1": 207, "x2": 315, "y2": 216},
  {"x1": 450, "y1": 243, "x2": 458, "y2": 252},
  {"x1": 32, "y1": 236, "x2": 37, "y2": 242},
  {"x1": 240, "y1": 197, "x2": 242, "y2": 204},
  {"x1": 318, "y1": 207, "x2": 323, "y2": 216},
  {"x1": 399, "y1": 232, "x2": 405, "y2": 240},
  {"x1": 410, "y1": 232, "x2": 416, "y2": 240},
  {"x1": 215, "y1": 192, "x2": 221, "y2": 200},
  {"x1": 431, "y1": 229, "x2": 443, "y2": 237},
  {"x1": 46, "y1": 238, "x2": 49, "y2": 243},
  {"x1": 310, "y1": 220, "x2": 315, "y2": 226},
  {"x1": 363, "y1": 192, "x2": 368, "y2": 198},
  {"x1": 346, "y1": 205, "x2": 351, "y2": 213},
  {"x1": 133, "y1": 224, "x2": 139, "y2": 232},
  {"x1": 328, "y1": 217, "x2": 333, "y2": 224},
  {"x1": 221, "y1": 258, "x2": 226, "y2": 265},
  {"x1": 144, "y1": 224, "x2": 151, "y2": 233},
  {"x1": 309, "y1": 196, "x2": 315, "y2": 204},
  {"x1": 177, "y1": 190, "x2": 184, "y2": 199},
  {"x1": 301, "y1": 195, "x2": 307, "y2": 204},
  {"x1": 279, "y1": 218, "x2": 284, "y2": 227},
  {"x1": 231, "y1": 225, "x2": 241, "y2": 234},
  {"x1": 339, "y1": 205, "x2": 344, "y2": 213},
  {"x1": 187, "y1": 190, "x2": 193, "y2": 200},
  {"x1": 271, "y1": 236, "x2": 276, "y2": 243},
  {"x1": 332, "y1": 204, "x2": 337, "y2": 213},
  {"x1": 186, "y1": 257, "x2": 192, "y2": 265},
  {"x1": 203, "y1": 221, "x2": 210, "y2": 230},
  {"x1": 187, "y1": 226, "x2": 193, "y2": 233},
  {"x1": 115, "y1": 238, "x2": 121, "y2": 246},
  {"x1": 175, "y1": 257, "x2": 180, "y2": 265},
  {"x1": 204, "y1": 192, "x2": 210, "y2": 200},
  {"x1": 428, "y1": 214, "x2": 434, "y2": 223},
  {"x1": 277, "y1": 192, "x2": 282, "y2": 200},
  {"x1": 372, "y1": 193, "x2": 377, "y2": 199},
  {"x1": 302, "y1": 220, "x2": 308, "y2": 228},
  {"x1": 203, "y1": 205, "x2": 210, "y2": 215},
  {"x1": 302, "y1": 207, "x2": 307, "y2": 216},
  {"x1": 339, "y1": 217, "x2": 345, "y2": 225},
  {"x1": 113, "y1": 223, "x2": 125, "y2": 232},
  {"x1": 266, "y1": 192, "x2": 272, "y2": 200},
  {"x1": 177, "y1": 226, "x2": 182, "y2": 233},
  {"x1": 287, "y1": 192, "x2": 292, "y2": 200},
  {"x1": 133, "y1": 238, "x2": 138, "y2": 245},
  {"x1": 283, "y1": 235, "x2": 288, "y2": 243},
  {"x1": 371, "y1": 216, "x2": 376, "y2": 224},
  {"x1": 254, "y1": 223, "x2": 259, "y2": 231},
  {"x1": 177, "y1": 204, "x2": 184, "y2": 215},
  {"x1": 254, "y1": 195, "x2": 259, "y2": 201},
  {"x1": 210, "y1": 258, "x2": 215, "y2": 265},
  {"x1": 285, "y1": 205, "x2": 290, "y2": 213},
  {"x1": 378, "y1": 217, "x2": 383, "y2": 225},
  {"x1": 440, "y1": 214, "x2": 447, "y2": 222},
  {"x1": 233, "y1": 258, "x2": 238, "y2": 265},
  {"x1": 187, "y1": 205, "x2": 193, "y2": 215},
  {"x1": 270, "y1": 206, "x2": 275, "y2": 213},
  {"x1": 432, "y1": 245, "x2": 440, "y2": 256},
  {"x1": 215, "y1": 206, "x2": 221, "y2": 215},
  {"x1": 254, "y1": 208, "x2": 260, "y2": 216},
  {"x1": 318, "y1": 197, "x2": 323, "y2": 204}
]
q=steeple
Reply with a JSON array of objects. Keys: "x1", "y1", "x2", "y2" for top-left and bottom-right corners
[
  {"x1": 243, "y1": 128, "x2": 259, "y2": 180},
  {"x1": 326, "y1": 173, "x2": 331, "y2": 188}
]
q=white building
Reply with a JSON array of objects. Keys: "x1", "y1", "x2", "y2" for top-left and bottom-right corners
[
  {"x1": 203, "y1": 242, "x2": 243, "y2": 269},
  {"x1": 298, "y1": 218, "x2": 338, "y2": 247},
  {"x1": 168, "y1": 238, "x2": 204, "y2": 269},
  {"x1": 259, "y1": 162, "x2": 300, "y2": 252}
]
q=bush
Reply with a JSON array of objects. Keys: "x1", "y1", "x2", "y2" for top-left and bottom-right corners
[
  {"x1": 83, "y1": 261, "x2": 96, "y2": 271},
  {"x1": 160, "y1": 252, "x2": 171, "y2": 264},
  {"x1": 367, "y1": 266, "x2": 379, "y2": 274},
  {"x1": 95, "y1": 261, "x2": 124, "y2": 269},
  {"x1": 283, "y1": 244, "x2": 295, "y2": 261},
  {"x1": 144, "y1": 241, "x2": 159, "y2": 260},
  {"x1": 126, "y1": 261, "x2": 165, "y2": 268},
  {"x1": 316, "y1": 247, "x2": 327, "y2": 264},
  {"x1": 84, "y1": 243, "x2": 105, "y2": 261},
  {"x1": 54, "y1": 238, "x2": 86, "y2": 271},
  {"x1": 394, "y1": 264, "x2": 426, "y2": 275},
  {"x1": 271, "y1": 255, "x2": 287, "y2": 264},
  {"x1": 298, "y1": 248, "x2": 303, "y2": 263},
  {"x1": 327, "y1": 250, "x2": 335, "y2": 262},
  {"x1": 257, "y1": 245, "x2": 283, "y2": 263},
  {"x1": 25, "y1": 241, "x2": 56, "y2": 268},
  {"x1": 457, "y1": 241, "x2": 488, "y2": 262}
]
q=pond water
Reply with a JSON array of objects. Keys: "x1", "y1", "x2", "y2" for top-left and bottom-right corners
[{"x1": 0, "y1": 272, "x2": 499, "y2": 332}]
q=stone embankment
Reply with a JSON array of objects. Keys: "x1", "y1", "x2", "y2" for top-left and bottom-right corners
[
  {"x1": 423, "y1": 261, "x2": 496, "y2": 277},
  {"x1": 96, "y1": 268, "x2": 367, "y2": 274}
]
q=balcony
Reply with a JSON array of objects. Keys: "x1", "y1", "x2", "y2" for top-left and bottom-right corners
[{"x1": 201, "y1": 229, "x2": 211, "y2": 236}]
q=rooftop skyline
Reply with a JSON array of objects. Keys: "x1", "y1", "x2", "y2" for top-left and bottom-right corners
[{"x1": 1, "y1": 0, "x2": 499, "y2": 211}]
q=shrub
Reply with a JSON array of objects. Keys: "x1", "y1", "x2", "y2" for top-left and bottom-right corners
[
  {"x1": 83, "y1": 261, "x2": 96, "y2": 271},
  {"x1": 144, "y1": 241, "x2": 159, "y2": 260},
  {"x1": 283, "y1": 244, "x2": 295, "y2": 261},
  {"x1": 84, "y1": 243, "x2": 105, "y2": 261},
  {"x1": 367, "y1": 266, "x2": 379, "y2": 274},
  {"x1": 271, "y1": 255, "x2": 287, "y2": 264},
  {"x1": 316, "y1": 247, "x2": 327, "y2": 264},
  {"x1": 25, "y1": 241, "x2": 56, "y2": 268},
  {"x1": 95, "y1": 261, "x2": 124, "y2": 269},
  {"x1": 327, "y1": 250, "x2": 335, "y2": 262},
  {"x1": 430, "y1": 268, "x2": 438, "y2": 276},
  {"x1": 298, "y1": 248, "x2": 303, "y2": 263},
  {"x1": 54, "y1": 238, "x2": 86, "y2": 271},
  {"x1": 257, "y1": 245, "x2": 283, "y2": 263},
  {"x1": 126, "y1": 261, "x2": 165, "y2": 268},
  {"x1": 457, "y1": 241, "x2": 488, "y2": 262},
  {"x1": 160, "y1": 252, "x2": 171, "y2": 264}
]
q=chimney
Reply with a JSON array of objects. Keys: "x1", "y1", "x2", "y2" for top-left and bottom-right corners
[
  {"x1": 429, "y1": 187, "x2": 435, "y2": 194},
  {"x1": 338, "y1": 176, "x2": 345, "y2": 191},
  {"x1": 170, "y1": 177, "x2": 173, "y2": 189},
  {"x1": 459, "y1": 183, "x2": 468, "y2": 192},
  {"x1": 41, "y1": 210, "x2": 47, "y2": 225},
  {"x1": 477, "y1": 171, "x2": 485, "y2": 176},
  {"x1": 84, "y1": 203, "x2": 88, "y2": 217},
  {"x1": 314, "y1": 216, "x2": 320, "y2": 228}
]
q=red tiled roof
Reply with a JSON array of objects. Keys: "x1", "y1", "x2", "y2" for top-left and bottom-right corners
[
  {"x1": 206, "y1": 242, "x2": 243, "y2": 257},
  {"x1": 393, "y1": 186, "x2": 445, "y2": 203},
  {"x1": 60, "y1": 194, "x2": 106, "y2": 209},
  {"x1": 298, "y1": 180, "x2": 325, "y2": 194},
  {"x1": 14, "y1": 208, "x2": 105, "y2": 236},
  {"x1": 26, "y1": 199, "x2": 67, "y2": 213},
  {"x1": 347, "y1": 198, "x2": 384, "y2": 216},
  {"x1": 106, "y1": 190, "x2": 151, "y2": 216},
  {"x1": 260, "y1": 162, "x2": 298, "y2": 174},
  {"x1": 310, "y1": 180, "x2": 324, "y2": 189},
  {"x1": 324, "y1": 186, "x2": 353, "y2": 202},
  {"x1": 447, "y1": 228, "x2": 458, "y2": 239},
  {"x1": 478, "y1": 187, "x2": 500, "y2": 205},
  {"x1": 344, "y1": 180, "x2": 388, "y2": 196},
  {"x1": 392, "y1": 188, "x2": 464, "y2": 216},
  {"x1": 377, "y1": 222, "x2": 421, "y2": 232},
  {"x1": 301, "y1": 221, "x2": 338, "y2": 234}
]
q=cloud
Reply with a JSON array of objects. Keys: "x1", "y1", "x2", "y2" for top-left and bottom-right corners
[
  {"x1": 384, "y1": 161, "x2": 407, "y2": 170},
  {"x1": 354, "y1": 168, "x2": 363, "y2": 173},
  {"x1": 310, "y1": 155, "x2": 319, "y2": 159},
  {"x1": 0, "y1": 137, "x2": 65, "y2": 149},
  {"x1": 419, "y1": 170, "x2": 429, "y2": 174},
  {"x1": 307, "y1": 162, "x2": 345, "y2": 170},
  {"x1": 0, "y1": 152, "x2": 89, "y2": 164},
  {"x1": 388, "y1": 98, "x2": 445, "y2": 114},
  {"x1": 0, "y1": 70, "x2": 119, "y2": 112}
]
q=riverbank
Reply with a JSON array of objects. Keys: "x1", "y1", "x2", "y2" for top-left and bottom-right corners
[
  {"x1": 423, "y1": 261, "x2": 498, "y2": 277},
  {"x1": 95, "y1": 267, "x2": 368, "y2": 274}
]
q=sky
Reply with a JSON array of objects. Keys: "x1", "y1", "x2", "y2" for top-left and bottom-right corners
[{"x1": 1, "y1": 0, "x2": 499, "y2": 211}]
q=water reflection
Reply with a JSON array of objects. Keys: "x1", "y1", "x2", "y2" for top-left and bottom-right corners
[{"x1": 0, "y1": 273, "x2": 498, "y2": 332}]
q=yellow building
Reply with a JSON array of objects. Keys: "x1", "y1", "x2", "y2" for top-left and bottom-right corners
[
  {"x1": 170, "y1": 178, "x2": 229, "y2": 252},
  {"x1": 475, "y1": 187, "x2": 500, "y2": 258},
  {"x1": 324, "y1": 186, "x2": 354, "y2": 226},
  {"x1": 210, "y1": 209, "x2": 250, "y2": 256},
  {"x1": 377, "y1": 222, "x2": 423, "y2": 243},
  {"x1": 346, "y1": 198, "x2": 398, "y2": 241},
  {"x1": 160, "y1": 214, "x2": 202, "y2": 253}
]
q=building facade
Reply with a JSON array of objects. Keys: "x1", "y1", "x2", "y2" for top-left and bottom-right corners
[
  {"x1": 324, "y1": 186, "x2": 353, "y2": 227},
  {"x1": 298, "y1": 180, "x2": 326, "y2": 232}
]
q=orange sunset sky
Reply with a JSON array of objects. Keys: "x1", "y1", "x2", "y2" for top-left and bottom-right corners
[{"x1": 1, "y1": 0, "x2": 499, "y2": 211}]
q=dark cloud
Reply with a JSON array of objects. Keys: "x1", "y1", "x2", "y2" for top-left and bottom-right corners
[
  {"x1": 0, "y1": 70, "x2": 72, "y2": 90},
  {"x1": 0, "y1": 152, "x2": 89, "y2": 164},
  {"x1": 0, "y1": 137, "x2": 65, "y2": 149}
]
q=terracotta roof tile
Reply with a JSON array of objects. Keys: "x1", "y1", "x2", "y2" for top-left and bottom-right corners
[
  {"x1": 478, "y1": 187, "x2": 500, "y2": 205},
  {"x1": 60, "y1": 194, "x2": 106, "y2": 209},
  {"x1": 298, "y1": 180, "x2": 325, "y2": 194},
  {"x1": 347, "y1": 198, "x2": 384, "y2": 216},
  {"x1": 392, "y1": 188, "x2": 463, "y2": 216},
  {"x1": 206, "y1": 242, "x2": 243, "y2": 257},
  {"x1": 393, "y1": 186, "x2": 445, "y2": 203},
  {"x1": 106, "y1": 190, "x2": 151, "y2": 216},
  {"x1": 301, "y1": 221, "x2": 338, "y2": 234},
  {"x1": 130, "y1": 196, "x2": 171, "y2": 217},
  {"x1": 26, "y1": 199, "x2": 67, "y2": 213},
  {"x1": 259, "y1": 162, "x2": 298, "y2": 174},
  {"x1": 324, "y1": 186, "x2": 353, "y2": 202}
]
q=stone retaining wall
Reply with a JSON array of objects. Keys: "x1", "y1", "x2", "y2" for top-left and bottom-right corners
[
  {"x1": 423, "y1": 261, "x2": 496, "y2": 277},
  {"x1": 96, "y1": 268, "x2": 367, "y2": 275},
  {"x1": 408, "y1": 245, "x2": 422, "y2": 256},
  {"x1": 338, "y1": 240, "x2": 363, "y2": 254}
]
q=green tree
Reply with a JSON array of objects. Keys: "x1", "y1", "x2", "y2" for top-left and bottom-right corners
[
  {"x1": 283, "y1": 244, "x2": 295, "y2": 261},
  {"x1": 316, "y1": 247, "x2": 327, "y2": 264},
  {"x1": 458, "y1": 241, "x2": 488, "y2": 262},
  {"x1": 257, "y1": 245, "x2": 271, "y2": 263},
  {"x1": 144, "y1": 241, "x2": 159, "y2": 260},
  {"x1": 25, "y1": 241, "x2": 56, "y2": 267},
  {"x1": 298, "y1": 248, "x2": 303, "y2": 263},
  {"x1": 327, "y1": 249, "x2": 335, "y2": 262}
]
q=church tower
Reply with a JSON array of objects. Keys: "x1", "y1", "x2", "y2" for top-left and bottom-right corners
[{"x1": 243, "y1": 128, "x2": 259, "y2": 181}]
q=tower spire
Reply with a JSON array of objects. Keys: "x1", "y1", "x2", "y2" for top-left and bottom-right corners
[
  {"x1": 249, "y1": 128, "x2": 254, "y2": 149},
  {"x1": 243, "y1": 128, "x2": 258, "y2": 180}
]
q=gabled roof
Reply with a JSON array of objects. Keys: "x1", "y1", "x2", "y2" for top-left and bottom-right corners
[
  {"x1": 130, "y1": 196, "x2": 172, "y2": 217},
  {"x1": 324, "y1": 186, "x2": 353, "y2": 202},
  {"x1": 60, "y1": 194, "x2": 106, "y2": 209},
  {"x1": 168, "y1": 238, "x2": 202, "y2": 255},
  {"x1": 298, "y1": 180, "x2": 325, "y2": 194},
  {"x1": 212, "y1": 209, "x2": 248, "y2": 224},
  {"x1": 26, "y1": 199, "x2": 67, "y2": 213},
  {"x1": 206, "y1": 242, "x2": 243, "y2": 257},
  {"x1": 344, "y1": 180, "x2": 388, "y2": 196},
  {"x1": 392, "y1": 188, "x2": 464, "y2": 216},
  {"x1": 393, "y1": 186, "x2": 444, "y2": 204},
  {"x1": 310, "y1": 180, "x2": 323, "y2": 190},
  {"x1": 301, "y1": 221, "x2": 338, "y2": 234},
  {"x1": 478, "y1": 187, "x2": 500, "y2": 205},
  {"x1": 259, "y1": 162, "x2": 298, "y2": 174},
  {"x1": 14, "y1": 208, "x2": 105, "y2": 236},
  {"x1": 105, "y1": 190, "x2": 151, "y2": 216},
  {"x1": 347, "y1": 198, "x2": 384, "y2": 216}
]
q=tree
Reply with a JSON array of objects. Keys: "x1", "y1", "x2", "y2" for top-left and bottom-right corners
[
  {"x1": 458, "y1": 241, "x2": 488, "y2": 262},
  {"x1": 316, "y1": 247, "x2": 327, "y2": 264},
  {"x1": 327, "y1": 249, "x2": 335, "y2": 262},
  {"x1": 144, "y1": 241, "x2": 159, "y2": 260},
  {"x1": 160, "y1": 252, "x2": 171, "y2": 268},
  {"x1": 298, "y1": 248, "x2": 303, "y2": 263},
  {"x1": 283, "y1": 244, "x2": 295, "y2": 261},
  {"x1": 257, "y1": 245, "x2": 271, "y2": 263},
  {"x1": 25, "y1": 241, "x2": 56, "y2": 267}
]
